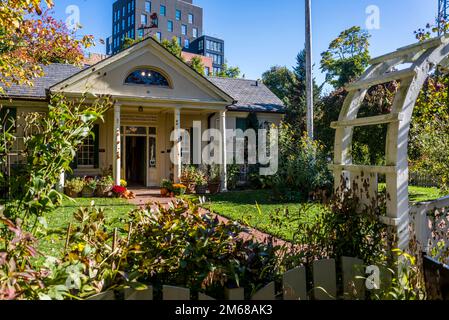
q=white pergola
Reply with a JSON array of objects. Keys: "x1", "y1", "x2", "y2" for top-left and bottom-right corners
[{"x1": 331, "y1": 35, "x2": 449, "y2": 250}]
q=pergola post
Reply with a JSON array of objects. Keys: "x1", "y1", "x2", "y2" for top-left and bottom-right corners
[
  {"x1": 331, "y1": 35, "x2": 449, "y2": 256},
  {"x1": 173, "y1": 107, "x2": 182, "y2": 184},
  {"x1": 220, "y1": 110, "x2": 228, "y2": 192},
  {"x1": 113, "y1": 103, "x2": 121, "y2": 186}
]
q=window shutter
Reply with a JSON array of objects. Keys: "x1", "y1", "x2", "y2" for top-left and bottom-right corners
[{"x1": 93, "y1": 124, "x2": 100, "y2": 169}]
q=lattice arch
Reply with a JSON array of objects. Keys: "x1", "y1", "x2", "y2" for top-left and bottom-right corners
[{"x1": 331, "y1": 35, "x2": 449, "y2": 250}]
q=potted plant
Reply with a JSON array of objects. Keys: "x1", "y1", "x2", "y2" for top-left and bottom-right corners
[
  {"x1": 208, "y1": 165, "x2": 221, "y2": 195},
  {"x1": 160, "y1": 179, "x2": 173, "y2": 197},
  {"x1": 195, "y1": 173, "x2": 208, "y2": 195},
  {"x1": 64, "y1": 177, "x2": 85, "y2": 198},
  {"x1": 95, "y1": 176, "x2": 113, "y2": 197},
  {"x1": 82, "y1": 177, "x2": 97, "y2": 198},
  {"x1": 172, "y1": 184, "x2": 187, "y2": 196},
  {"x1": 111, "y1": 185, "x2": 127, "y2": 198},
  {"x1": 181, "y1": 166, "x2": 198, "y2": 194}
]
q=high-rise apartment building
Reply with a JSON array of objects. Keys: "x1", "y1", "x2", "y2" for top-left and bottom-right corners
[
  {"x1": 106, "y1": 0, "x2": 225, "y2": 74},
  {"x1": 107, "y1": 0, "x2": 202, "y2": 55}
]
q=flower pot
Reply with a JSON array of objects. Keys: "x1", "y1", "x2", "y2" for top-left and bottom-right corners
[
  {"x1": 95, "y1": 184, "x2": 112, "y2": 197},
  {"x1": 208, "y1": 182, "x2": 221, "y2": 195},
  {"x1": 160, "y1": 188, "x2": 169, "y2": 197},
  {"x1": 195, "y1": 185, "x2": 207, "y2": 195},
  {"x1": 65, "y1": 188, "x2": 80, "y2": 198},
  {"x1": 82, "y1": 186, "x2": 95, "y2": 198}
]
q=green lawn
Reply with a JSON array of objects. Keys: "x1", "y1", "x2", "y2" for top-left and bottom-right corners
[
  {"x1": 201, "y1": 190, "x2": 323, "y2": 241},
  {"x1": 39, "y1": 197, "x2": 135, "y2": 257},
  {"x1": 378, "y1": 184, "x2": 445, "y2": 203}
]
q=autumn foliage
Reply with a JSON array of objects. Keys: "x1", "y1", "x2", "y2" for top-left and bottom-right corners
[{"x1": 0, "y1": 0, "x2": 94, "y2": 93}]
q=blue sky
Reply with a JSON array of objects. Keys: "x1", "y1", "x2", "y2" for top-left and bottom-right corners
[{"x1": 51, "y1": 0, "x2": 437, "y2": 88}]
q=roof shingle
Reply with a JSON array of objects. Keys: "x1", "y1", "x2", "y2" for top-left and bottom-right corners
[
  {"x1": 1, "y1": 63, "x2": 285, "y2": 114},
  {"x1": 1, "y1": 64, "x2": 82, "y2": 99},
  {"x1": 207, "y1": 77, "x2": 285, "y2": 113}
]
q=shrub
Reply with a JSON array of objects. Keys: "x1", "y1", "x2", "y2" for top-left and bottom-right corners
[
  {"x1": 274, "y1": 125, "x2": 333, "y2": 201},
  {"x1": 122, "y1": 201, "x2": 284, "y2": 298},
  {"x1": 293, "y1": 177, "x2": 387, "y2": 265},
  {"x1": 160, "y1": 179, "x2": 173, "y2": 190},
  {"x1": 111, "y1": 186, "x2": 127, "y2": 197}
]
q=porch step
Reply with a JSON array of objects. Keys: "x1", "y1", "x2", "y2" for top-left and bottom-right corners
[
  {"x1": 330, "y1": 113, "x2": 403, "y2": 129},
  {"x1": 345, "y1": 68, "x2": 417, "y2": 91}
]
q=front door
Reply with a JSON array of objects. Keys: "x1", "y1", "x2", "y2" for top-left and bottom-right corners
[{"x1": 126, "y1": 136, "x2": 147, "y2": 186}]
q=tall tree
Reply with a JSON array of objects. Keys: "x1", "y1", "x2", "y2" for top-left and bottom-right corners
[
  {"x1": 160, "y1": 37, "x2": 183, "y2": 58},
  {"x1": 261, "y1": 66, "x2": 294, "y2": 104},
  {"x1": 0, "y1": 0, "x2": 94, "y2": 93},
  {"x1": 188, "y1": 56, "x2": 205, "y2": 75},
  {"x1": 217, "y1": 62, "x2": 241, "y2": 78},
  {"x1": 320, "y1": 26, "x2": 371, "y2": 89}
]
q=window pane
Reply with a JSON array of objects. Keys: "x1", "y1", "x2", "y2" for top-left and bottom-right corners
[
  {"x1": 168, "y1": 20, "x2": 173, "y2": 32},
  {"x1": 145, "y1": 1, "x2": 151, "y2": 12},
  {"x1": 149, "y1": 137, "x2": 156, "y2": 168},
  {"x1": 188, "y1": 13, "x2": 193, "y2": 24},
  {"x1": 160, "y1": 5, "x2": 166, "y2": 16},
  {"x1": 176, "y1": 10, "x2": 181, "y2": 20}
]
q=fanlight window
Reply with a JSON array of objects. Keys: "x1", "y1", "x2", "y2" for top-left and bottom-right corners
[{"x1": 125, "y1": 69, "x2": 170, "y2": 87}]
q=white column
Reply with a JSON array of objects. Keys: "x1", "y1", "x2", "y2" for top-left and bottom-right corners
[
  {"x1": 220, "y1": 110, "x2": 228, "y2": 192},
  {"x1": 113, "y1": 104, "x2": 121, "y2": 186},
  {"x1": 57, "y1": 170, "x2": 65, "y2": 192},
  {"x1": 173, "y1": 108, "x2": 182, "y2": 183}
]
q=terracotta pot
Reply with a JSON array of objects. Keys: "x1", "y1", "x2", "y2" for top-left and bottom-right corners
[
  {"x1": 208, "y1": 182, "x2": 221, "y2": 195},
  {"x1": 65, "y1": 188, "x2": 79, "y2": 198},
  {"x1": 160, "y1": 188, "x2": 169, "y2": 197}
]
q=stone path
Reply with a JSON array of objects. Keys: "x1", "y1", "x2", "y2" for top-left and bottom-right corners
[{"x1": 128, "y1": 188, "x2": 293, "y2": 248}]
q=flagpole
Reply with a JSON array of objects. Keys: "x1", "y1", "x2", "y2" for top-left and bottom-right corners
[{"x1": 305, "y1": 0, "x2": 314, "y2": 140}]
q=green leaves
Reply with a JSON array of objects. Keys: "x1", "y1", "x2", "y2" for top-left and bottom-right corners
[{"x1": 320, "y1": 26, "x2": 371, "y2": 89}]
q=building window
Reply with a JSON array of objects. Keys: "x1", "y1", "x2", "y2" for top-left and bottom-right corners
[
  {"x1": 160, "y1": 5, "x2": 166, "y2": 16},
  {"x1": 184, "y1": 38, "x2": 190, "y2": 48},
  {"x1": 192, "y1": 28, "x2": 198, "y2": 38},
  {"x1": 141, "y1": 14, "x2": 147, "y2": 26},
  {"x1": 181, "y1": 24, "x2": 187, "y2": 35},
  {"x1": 177, "y1": 36, "x2": 182, "y2": 46},
  {"x1": 118, "y1": 9, "x2": 121, "y2": 19},
  {"x1": 205, "y1": 67, "x2": 210, "y2": 76},
  {"x1": 188, "y1": 13, "x2": 194, "y2": 24},
  {"x1": 199, "y1": 39, "x2": 203, "y2": 50},
  {"x1": 77, "y1": 134, "x2": 95, "y2": 167},
  {"x1": 156, "y1": 32, "x2": 162, "y2": 41},
  {"x1": 131, "y1": 0, "x2": 134, "y2": 10},
  {"x1": 128, "y1": 2, "x2": 131, "y2": 12},
  {"x1": 125, "y1": 68, "x2": 170, "y2": 87},
  {"x1": 167, "y1": 20, "x2": 173, "y2": 32},
  {"x1": 138, "y1": 29, "x2": 144, "y2": 39},
  {"x1": 176, "y1": 9, "x2": 181, "y2": 21},
  {"x1": 145, "y1": 1, "x2": 151, "y2": 12}
]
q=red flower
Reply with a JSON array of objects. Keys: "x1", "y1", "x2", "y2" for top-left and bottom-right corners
[{"x1": 111, "y1": 185, "x2": 127, "y2": 195}]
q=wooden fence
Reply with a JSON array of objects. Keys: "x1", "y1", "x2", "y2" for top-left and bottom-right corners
[
  {"x1": 410, "y1": 195, "x2": 449, "y2": 263},
  {"x1": 87, "y1": 256, "x2": 375, "y2": 301}
]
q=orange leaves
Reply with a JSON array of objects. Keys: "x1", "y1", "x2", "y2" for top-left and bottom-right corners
[{"x1": 1, "y1": 2, "x2": 95, "y2": 91}]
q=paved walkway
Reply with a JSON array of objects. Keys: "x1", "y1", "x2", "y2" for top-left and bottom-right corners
[{"x1": 128, "y1": 187, "x2": 294, "y2": 248}]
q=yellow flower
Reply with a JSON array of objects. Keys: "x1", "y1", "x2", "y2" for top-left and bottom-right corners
[{"x1": 77, "y1": 243, "x2": 85, "y2": 252}]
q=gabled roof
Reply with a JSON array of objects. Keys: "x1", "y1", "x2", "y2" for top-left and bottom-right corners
[
  {"x1": 1, "y1": 64, "x2": 83, "y2": 99},
  {"x1": 208, "y1": 77, "x2": 285, "y2": 114},
  {"x1": 0, "y1": 36, "x2": 285, "y2": 114},
  {"x1": 49, "y1": 36, "x2": 235, "y2": 104}
]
